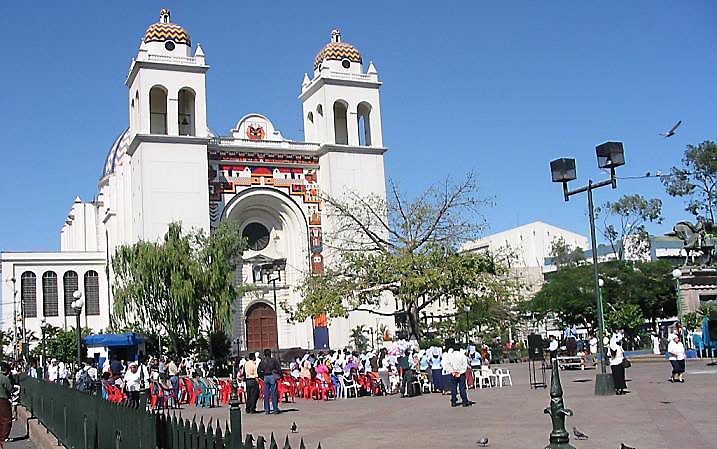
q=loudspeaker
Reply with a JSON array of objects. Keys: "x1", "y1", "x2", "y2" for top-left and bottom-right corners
[
  {"x1": 708, "y1": 319, "x2": 717, "y2": 341},
  {"x1": 528, "y1": 334, "x2": 544, "y2": 361},
  {"x1": 445, "y1": 337, "x2": 456, "y2": 350}
]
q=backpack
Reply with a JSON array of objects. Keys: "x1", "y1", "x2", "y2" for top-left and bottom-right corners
[{"x1": 76, "y1": 371, "x2": 93, "y2": 392}]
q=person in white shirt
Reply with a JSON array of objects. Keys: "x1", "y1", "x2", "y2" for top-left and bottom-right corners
[
  {"x1": 448, "y1": 347, "x2": 473, "y2": 407},
  {"x1": 440, "y1": 348, "x2": 453, "y2": 395},
  {"x1": 123, "y1": 363, "x2": 142, "y2": 408},
  {"x1": 588, "y1": 336, "x2": 598, "y2": 366},
  {"x1": 609, "y1": 336, "x2": 628, "y2": 395},
  {"x1": 47, "y1": 359, "x2": 59, "y2": 383},
  {"x1": 548, "y1": 335, "x2": 559, "y2": 359},
  {"x1": 667, "y1": 334, "x2": 686, "y2": 383}
]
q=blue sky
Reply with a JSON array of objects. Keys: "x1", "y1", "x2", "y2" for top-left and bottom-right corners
[{"x1": 1, "y1": 1, "x2": 715, "y2": 252}]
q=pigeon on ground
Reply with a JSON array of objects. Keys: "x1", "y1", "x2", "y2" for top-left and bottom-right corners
[
  {"x1": 476, "y1": 437, "x2": 489, "y2": 447},
  {"x1": 620, "y1": 443, "x2": 636, "y2": 449},
  {"x1": 659, "y1": 120, "x2": 682, "y2": 138},
  {"x1": 291, "y1": 421, "x2": 298, "y2": 433},
  {"x1": 572, "y1": 427, "x2": 589, "y2": 440}
]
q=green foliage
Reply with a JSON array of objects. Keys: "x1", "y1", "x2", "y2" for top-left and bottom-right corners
[
  {"x1": 349, "y1": 325, "x2": 370, "y2": 352},
  {"x1": 596, "y1": 194, "x2": 663, "y2": 260},
  {"x1": 549, "y1": 236, "x2": 586, "y2": 269},
  {"x1": 31, "y1": 325, "x2": 93, "y2": 364},
  {"x1": 522, "y1": 260, "x2": 676, "y2": 330},
  {"x1": 605, "y1": 303, "x2": 644, "y2": 334},
  {"x1": 112, "y1": 221, "x2": 248, "y2": 355},
  {"x1": 683, "y1": 312, "x2": 702, "y2": 332},
  {"x1": 661, "y1": 140, "x2": 717, "y2": 222}
]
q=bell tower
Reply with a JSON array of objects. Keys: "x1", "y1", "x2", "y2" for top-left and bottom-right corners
[
  {"x1": 124, "y1": 10, "x2": 211, "y2": 241},
  {"x1": 299, "y1": 29, "x2": 383, "y2": 147}
]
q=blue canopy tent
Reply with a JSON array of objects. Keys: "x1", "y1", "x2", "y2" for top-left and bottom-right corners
[{"x1": 84, "y1": 333, "x2": 146, "y2": 369}]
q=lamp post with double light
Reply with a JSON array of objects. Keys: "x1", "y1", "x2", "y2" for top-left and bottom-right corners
[
  {"x1": 550, "y1": 141, "x2": 625, "y2": 396},
  {"x1": 41, "y1": 318, "x2": 47, "y2": 379},
  {"x1": 463, "y1": 306, "x2": 471, "y2": 346},
  {"x1": 260, "y1": 259, "x2": 286, "y2": 361},
  {"x1": 71, "y1": 291, "x2": 84, "y2": 368},
  {"x1": 671, "y1": 269, "x2": 685, "y2": 340}
]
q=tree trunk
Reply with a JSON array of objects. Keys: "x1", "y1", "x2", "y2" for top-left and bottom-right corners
[{"x1": 407, "y1": 307, "x2": 422, "y2": 343}]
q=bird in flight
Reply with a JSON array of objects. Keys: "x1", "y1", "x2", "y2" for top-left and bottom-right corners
[
  {"x1": 659, "y1": 120, "x2": 682, "y2": 138},
  {"x1": 573, "y1": 427, "x2": 589, "y2": 440},
  {"x1": 476, "y1": 437, "x2": 489, "y2": 447}
]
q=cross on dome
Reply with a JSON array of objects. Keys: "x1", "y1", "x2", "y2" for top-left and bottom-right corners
[{"x1": 160, "y1": 8, "x2": 171, "y2": 23}]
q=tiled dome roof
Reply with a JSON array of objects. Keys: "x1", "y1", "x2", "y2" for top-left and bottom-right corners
[
  {"x1": 314, "y1": 29, "x2": 362, "y2": 70},
  {"x1": 102, "y1": 129, "x2": 130, "y2": 178},
  {"x1": 143, "y1": 9, "x2": 191, "y2": 45}
]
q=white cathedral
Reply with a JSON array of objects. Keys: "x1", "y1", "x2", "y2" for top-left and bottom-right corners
[{"x1": 1, "y1": 9, "x2": 394, "y2": 352}]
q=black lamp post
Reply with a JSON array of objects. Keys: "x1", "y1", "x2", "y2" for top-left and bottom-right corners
[
  {"x1": 41, "y1": 318, "x2": 47, "y2": 379},
  {"x1": 463, "y1": 306, "x2": 471, "y2": 346},
  {"x1": 549, "y1": 141, "x2": 625, "y2": 396},
  {"x1": 260, "y1": 259, "x2": 286, "y2": 361},
  {"x1": 71, "y1": 290, "x2": 84, "y2": 368}
]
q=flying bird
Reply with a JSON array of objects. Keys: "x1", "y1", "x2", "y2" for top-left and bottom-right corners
[
  {"x1": 621, "y1": 443, "x2": 636, "y2": 449},
  {"x1": 477, "y1": 437, "x2": 489, "y2": 447},
  {"x1": 291, "y1": 421, "x2": 298, "y2": 433},
  {"x1": 572, "y1": 427, "x2": 589, "y2": 440},
  {"x1": 659, "y1": 120, "x2": 682, "y2": 138}
]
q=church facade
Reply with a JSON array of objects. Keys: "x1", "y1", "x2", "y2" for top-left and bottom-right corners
[{"x1": 1, "y1": 9, "x2": 394, "y2": 352}]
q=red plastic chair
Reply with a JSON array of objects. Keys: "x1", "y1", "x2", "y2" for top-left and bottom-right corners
[
  {"x1": 219, "y1": 380, "x2": 233, "y2": 404},
  {"x1": 316, "y1": 373, "x2": 336, "y2": 400},
  {"x1": 258, "y1": 378, "x2": 265, "y2": 399},
  {"x1": 104, "y1": 384, "x2": 126, "y2": 404},
  {"x1": 278, "y1": 375, "x2": 296, "y2": 403}
]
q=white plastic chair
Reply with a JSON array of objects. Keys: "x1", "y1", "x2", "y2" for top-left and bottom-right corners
[
  {"x1": 418, "y1": 373, "x2": 432, "y2": 393},
  {"x1": 479, "y1": 367, "x2": 497, "y2": 388},
  {"x1": 339, "y1": 375, "x2": 360, "y2": 398},
  {"x1": 494, "y1": 368, "x2": 513, "y2": 387},
  {"x1": 474, "y1": 369, "x2": 491, "y2": 389}
]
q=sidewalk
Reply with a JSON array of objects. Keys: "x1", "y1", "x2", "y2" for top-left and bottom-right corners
[{"x1": 6, "y1": 416, "x2": 38, "y2": 449}]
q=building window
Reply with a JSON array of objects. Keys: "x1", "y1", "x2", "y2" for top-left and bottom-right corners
[
  {"x1": 85, "y1": 271, "x2": 100, "y2": 316},
  {"x1": 42, "y1": 271, "x2": 59, "y2": 317},
  {"x1": 357, "y1": 102, "x2": 371, "y2": 146},
  {"x1": 243, "y1": 223, "x2": 270, "y2": 251},
  {"x1": 63, "y1": 271, "x2": 78, "y2": 316},
  {"x1": 21, "y1": 272, "x2": 37, "y2": 318},
  {"x1": 149, "y1": 86, "x2": 168, "y2": 134},
  {"x1": 333, "y1": 101, "x2": 348, "y2": 144},
  {"x1": 178, "y1": 88, "x2": 195, "y2": 136}
]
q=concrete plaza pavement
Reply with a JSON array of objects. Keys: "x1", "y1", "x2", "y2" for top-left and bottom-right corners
[{"x1": 181, "y1": 360, "x2": 717, "y2": 449}]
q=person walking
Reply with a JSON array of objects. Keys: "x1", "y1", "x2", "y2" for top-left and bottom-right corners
[
  {"x1": 244, "y1": 353, "x2": 260, "y2": 413},
  {"x1": 609, "y1": 336, "x2": 628, "y2": 395},
  {"x1": 123, "y1": 362, "x2": 142, "y2": 408},
  {"x1": 448, "y1": 347, "x2": 473, "y2": 407},
  {"x1": 667, "y1": 334, "x2": 686, "y2": 383},
  {"x1": 0, "y1": 362, "x2": 14, "y2": 448},
  {"x1": 258, "y1": 349, "x2": 281, "y2": 414}
]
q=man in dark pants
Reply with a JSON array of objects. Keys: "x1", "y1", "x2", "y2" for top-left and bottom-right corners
[
  {"x1": 449, "y1": 348, "x2": 473, "y2": 407},
  {"x1": 0, "y1": 362, "x2": 14, "y2": 448},
  {"x1": 244, "y1": 353, "x2": 259, "y2": 413},
  {"x1": 258, "y1": 349, "x2": 281, "y2": 414}
]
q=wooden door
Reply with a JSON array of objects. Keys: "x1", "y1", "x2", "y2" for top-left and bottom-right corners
[{"x1": 246, "y1": 303, "x2": 277, "y2": 351}]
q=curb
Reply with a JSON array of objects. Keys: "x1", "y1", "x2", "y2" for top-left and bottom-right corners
[{"x1": 16, "y1": 406, "x2": 65, "y2": 449}]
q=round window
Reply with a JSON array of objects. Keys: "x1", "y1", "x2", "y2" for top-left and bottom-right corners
[
  {"x1": 242, "y1": 223, "x2": 270, "y2": 251},
  {"x1": 165, "y1": 40, "x2": 176, "y2": 51},
  {"x1": 341, "y1": 59, "x2": 351, "y2": 69}
]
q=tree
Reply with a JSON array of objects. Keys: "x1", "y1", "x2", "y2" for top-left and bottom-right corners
[
  {"x1": 661, "y1": 140, "x2": 717, "y2": 223},
  {"x1": 291, "y1": 172, "x2": 514, "y2": 341},
  {"x1": 112, "y1": 221, "x2": 248, "y2": 355},
  {"x1": 596, "y1": 194, "x2": 662, "y2": 260},
  {"x1": 549, "y1": 236, "x2": 585, "y2": 269},
  {"x1": 349, "y1": 325, "x2": 369, "y2": 352},
  {"x1": 521, "y1": 260, "x2": 676, "y2": 330},
  {"x1": 31, "y1": 325, "x2": 93, "y2": 364}
]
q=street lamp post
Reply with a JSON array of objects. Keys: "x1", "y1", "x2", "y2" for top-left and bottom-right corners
[
  {"x1": 41, "y1": 318, "x2": 47, "y2": 379},
  {"x1": 463, "y1": 306, "x2": 471, "y2": 346},
  {"x1": 550, "y1": 141, "x2": 625, "y2": 396},
  {"x1": 260, "y1": 259, "x2": 286, "y2": 362},
  {"x1": 672, "y1": 269, "x2": 684, "y2": 339},
  {"x1": 71, "y1": 290, "x2": 85, "y2": 368}
]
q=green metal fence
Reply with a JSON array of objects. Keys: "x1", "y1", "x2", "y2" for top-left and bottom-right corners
[{"x1": 20, "y1": 377, "x2": 319, "y2": 449}]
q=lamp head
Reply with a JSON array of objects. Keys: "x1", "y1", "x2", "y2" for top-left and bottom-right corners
[
  {"x1": 463, "y1": 305, "x2": 471, "y2": 312},
  {"x1": 550, "y1": 158, "x2": 577, "y2": 183},
  {"x1": 595, "y1": 141, "x2": 625, "y2": 169},
  {"x1": 672, "y1": 268, "x2": 682, "y2": 279},
  {"x1": 598, "y1": 278, "x2": 604, "y2": 288},
  {"x1": 72, "y1": 290, "x2": 82, "y2": 300}
]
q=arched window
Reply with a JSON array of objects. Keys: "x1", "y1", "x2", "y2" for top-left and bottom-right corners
[
  {"x1": 316, "y1": 104, "x2": 323, "y2": 116},
  {"x1": 20, "y1": 272, "x2": 37, "y2": 318},
  {"x1": 178, "y1": 88, "x2": 195, "y2": 136},
  {"x1": 149, "y1": 86, "x2": 167, "y2": 134},
  {"x1": 307, "y1": 111, "x2": 314, "y2": 123},
  {"x1": 333, "y1": 101, "x2": 348, "y2": 145},
  {"x1": 42, "y1": 271, "x2": 59, "y2": 317},
  {"x1": 357, "y1": 102, "x2": 372, "y2": 146},
  {"x1": 84, "y1": 271, "x2": 100, "y2": 316},
  {"x1": 63, "y1": 271, "x2": 78, "y2": 316}
]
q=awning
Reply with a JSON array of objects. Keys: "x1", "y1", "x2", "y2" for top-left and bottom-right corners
[{"x1": 84, "y1": 332, "x2": 144, "y2": 348}]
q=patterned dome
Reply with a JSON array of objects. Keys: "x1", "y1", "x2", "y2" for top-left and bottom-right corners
[
  {"x1": 314, "y1": 29, "x2": 362, "y2": 70},
  {"x1": 143, "y1": 9, "x2": 191, "y2": 45},
  {"x1": 102, "y1": 129, "x2": 130, "y2": 178}
]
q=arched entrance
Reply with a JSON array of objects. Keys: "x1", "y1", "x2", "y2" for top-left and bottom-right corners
[{"x1": 246, "y1": 302, "x2": 277, "y2": 351}]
